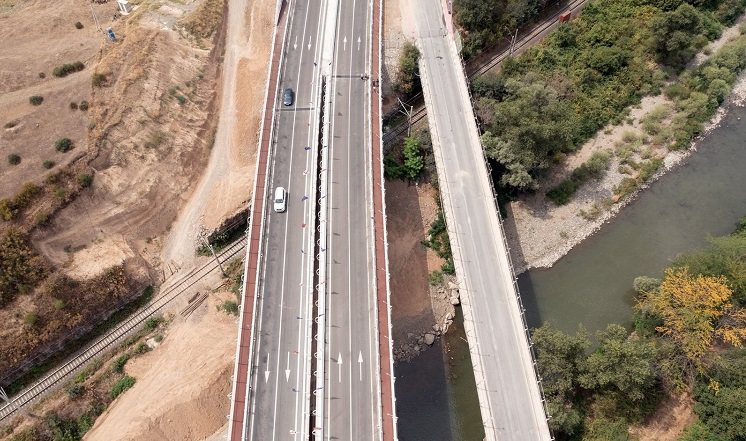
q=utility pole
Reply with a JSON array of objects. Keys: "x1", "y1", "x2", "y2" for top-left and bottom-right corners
[
  {"x1": 199, "y1": 226, "x2": 226, "y2": 277},
  {"x1": 397, "y1": 97, "x2": 414, "y2": 137},
  {"x1": 88, "y1": 1, "x2": 102, "y2": 32},
  {"x1": 509, "y1": 28, "x2": 518, "y2": 56},
  {"x1": 0, "y1": 387, "x2": 38, "y2": 419},
  {"x1": 505, "y1": 26, "x2": 518, "y2": 56}
]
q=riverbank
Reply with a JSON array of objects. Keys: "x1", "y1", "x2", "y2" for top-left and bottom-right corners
[{"x1": 504, "y1": 17, "x2": 746, "y2": 274}]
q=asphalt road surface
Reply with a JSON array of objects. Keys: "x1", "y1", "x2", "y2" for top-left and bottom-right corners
[
  {"x1": 244, "y1": 0, "x2": 382, "y2": 439},
  {"x1": 412, "y1": 0, "x2": 552, "y2": 439},
  {"x1": 323, "y1": 0, "x2": 381, "y2": 438},
  {"x1": 244, "y1": 0, "x2": 325, "y2": 439}
]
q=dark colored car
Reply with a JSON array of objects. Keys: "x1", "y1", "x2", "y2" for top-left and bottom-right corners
[{"x1": 283, "y1": 88, "x2": 294, "y2": 106}]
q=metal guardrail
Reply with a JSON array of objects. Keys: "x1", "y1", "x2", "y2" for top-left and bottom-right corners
[
  {"x1": 0, "y1": 236, "x2": 248, "y2": 423},
  {"x1": 314, "y1": 73, "x2": 330, "y2": 439}
]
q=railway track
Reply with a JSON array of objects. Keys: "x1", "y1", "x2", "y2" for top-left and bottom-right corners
[
  {"x1": 468, "y1": 0, "x2": 586, "y2": 78},
  {"x1": 382, "y1": 0, "x2": 586, "y2": 148},
  {"x1": 0, "y1": 235, "x2": 248, "y2": 422}
]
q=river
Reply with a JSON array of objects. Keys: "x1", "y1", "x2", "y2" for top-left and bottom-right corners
[{"x1": 394, "y1": 103, "x2": 746, "y2": 439}]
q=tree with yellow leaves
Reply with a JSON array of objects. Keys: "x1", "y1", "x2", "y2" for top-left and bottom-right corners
[{"x1": 637, "y1": 267, "x2": 746, "y2": 363}]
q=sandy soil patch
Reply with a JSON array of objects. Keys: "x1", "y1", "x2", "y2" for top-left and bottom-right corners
[
  {"x1": 0, "y1": 0, "x2": 103, "y2": 199},
  {"x1": 629, "y1": 393, "x2": 696, "y2": 441},
  {"x1": 386, "y1": 178, "x2": 457, "y2": 361},
  {"x1": 65, "y1": 235, "x2": 136, "y2": 279},
  {"x1": 83, "y1": 0, "x2": 274, "y2": 437},
  {"x1": 83, "y1": 293, "x2": 238, "y2": 441}
]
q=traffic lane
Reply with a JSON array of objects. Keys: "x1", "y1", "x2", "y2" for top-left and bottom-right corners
[
  {"x1": 247, "y1": 0, "x2": 326, "y2": 434},
  {"x1": 325, "y1": 74, "x2": 355, "y2": 440},
  {"x1": 324, "y1": 75, "x2": 375, "y2": 441},
  {"x1": 248, "y1": 108, "x2": 316, "y2": 441},
  {"x1": 343, "y1": 75, "x2": 379, "y2": 441},
  {"x1": 282, "y1": 0, "x2": 323, "y2": 107},
  {"x1": 326, "y1": 68, "x2": 378, "y2": 429},
  {"x1": 324, "y1": 0, "x2": 361, "y2": 436},
  {"x1": 332, "y1": 0, "x2": 370, "y2": 77}
]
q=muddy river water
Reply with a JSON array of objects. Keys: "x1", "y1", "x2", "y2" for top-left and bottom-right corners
[{"x1": 395, "y1": 103, "x2": 746, "y2": 440}]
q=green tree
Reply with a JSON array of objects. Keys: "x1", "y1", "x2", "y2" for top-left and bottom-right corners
[
  {"x1": 637, "y1": 267, "x2": 746, "y2": 364},
  {"x1": 649, "y1": 3, "x2": 719, "y2": 70},
  {"x1": 480, "y1": 75, "x2": 579, "y2": 191},
  {"x1": 673, "y1": 229, "x2": 746, "y2": 305},
  {"x1": 402, "y1": 137, "x2": 424, "y2": 181},
  {"x1": 578, "y1": 324, "x2": 656, "y2": 402},
  {"x1": 0, "y1": 228, "x2": 48, "y2": 307},
  {"x1": 394, "y1": 42, "x2": 421, "y2": 97},
  {"x1": 679, "y1": 420, "x2": 728, "y2": 441},
  {"x1": 531, "y1": 323, "x2": 589, "y2": 436},
  {"x1": 694, "y1": 385, "x2": 746, "y2": 440}
]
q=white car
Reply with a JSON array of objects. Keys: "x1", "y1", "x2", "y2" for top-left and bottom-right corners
[{"x1": 274, "y1": 186, "x2": 287, "y2": 213}]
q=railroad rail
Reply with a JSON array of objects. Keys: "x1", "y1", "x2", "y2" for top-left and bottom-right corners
[{"x1": 0, "y1": 236, "x2": 248, "y2": 422}]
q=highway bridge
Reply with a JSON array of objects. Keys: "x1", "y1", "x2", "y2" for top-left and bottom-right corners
[
  {"x1": 228, "y1": 0, "x2": 396, "y2": 439},
  {"x1": 412, "y1": 0, "x2": 553, "y2": 439}
]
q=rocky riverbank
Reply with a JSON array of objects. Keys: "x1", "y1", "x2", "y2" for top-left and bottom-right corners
[{"x1": 504, "y1": 18, "x2": 746, "y2": 274}]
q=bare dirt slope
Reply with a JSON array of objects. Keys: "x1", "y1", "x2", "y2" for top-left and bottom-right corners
[
  {"x1": 84, "y1": 0, "x2": 274, "y2": 437},
  {"x1": 162, "y1": 0, "x2": 275, "y2": 267},
  {"x1": 32, "y1": 8, "x2": 222, "y2": 278},
  {"x1": 84, "y1": 292, "x2": 238, "y2": 441}
]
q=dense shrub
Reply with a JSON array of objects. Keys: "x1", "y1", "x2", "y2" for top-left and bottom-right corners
[
  {"x1": 454, "y1": 0, "x2": 544, "y2": 58},
  {"x1": 75, "y1": 21, "x2": 84, "y2": 29},
  {"x1": 0, "y1": 229, "x2": 48, "y2": 307},
  {"x1": 402, "y1": 137, "x2": 424, "y2": 180},
  {"x1": 29, "y1": 95, "x2": 43, "y2": 105},
  {"x1": 383, "y1": 154, "x2": 406, "y2": 180},
  {"x1": 221, "y1": 300, "x2": 239, "y2": 315},
  {"x1": 77, "y1": 173, "x2": 93, "y2": 188},
  {"x1": 144, "y1": 316, "x2": 162, "y2": 330},
  {"x1": 79, "y1": 100, "x2": 89, "y2": 111},
  {"x1": 111, "y1": 354, "x2": 130, "y2": 374},
  {"x1": 42, "y1": 160, "x2": 55, "y2": 169},
  {"x1": 66, "y1": 383, "x2": 84, "y2": 398},
  {"x1": 70, "y1": 101, "x2": 78, "y2": 110},
  {"x1": 110, "y1": 375, "x2": 136, "y2": 399},
  {"x1": 55, "y1": 138, "x2": 74, "y2": 152},
  {"x1": 393, "y1": 42, "x2": 421, "y2": 97},
  {"x1": 53, "y1": 61, "x2": 85, "y2": 77},
  {"x1": 546, "y1": 150, "x2": 611, "y2": 205},
  {"x1": 8, "y1": 154, "x2": 21, "y2": 165},
  {"x1": 473, "y1": 0, "x2": 746, "y2": 194},
  {"x1": 91, "y1": 73, "x2": 107, "y2": 87}
]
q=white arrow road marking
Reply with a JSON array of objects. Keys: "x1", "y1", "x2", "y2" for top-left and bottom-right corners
[
  {"x1": 307, "y1": 36, "x2": 311, "y2": 50},
  {"x1": 358, "y1": 351, "x2": 363, "y2": 381},
  {"x1": 343, "y1": 36, "x2": 347, "y2": 51},
  {"x1": 357, "y1": 36, "x2": 361, "y2": 51},
  {"x1": 264, "y1": 353, "x2": 270, "y2": 383},
  {"x1": 285, "y1": 352, "x2": 291, "y2": 382},
  {"x1": 293, "y1": 36, "x2": 298, "y2": 50},
  {"x1": 337, "y1": 352, "x2": 343, "y2": 383}
]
